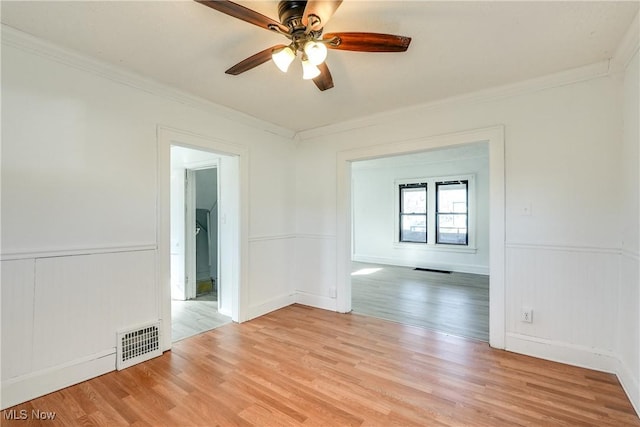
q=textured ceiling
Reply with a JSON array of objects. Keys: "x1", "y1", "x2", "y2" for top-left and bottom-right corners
[{"x1": 2, "y1": 1, "x2": 638, "y2": 132}]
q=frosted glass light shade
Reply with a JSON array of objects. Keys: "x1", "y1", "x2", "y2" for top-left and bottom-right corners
[
  {"x1": 272, "y1": 46, "x2": 295, "y2": 72},
  {"x1": 301, "y1": 58, "x2": 321, "y2": 79},
  {"x1": 303, "y1": 41, "x2": 327, "y2": 66}
]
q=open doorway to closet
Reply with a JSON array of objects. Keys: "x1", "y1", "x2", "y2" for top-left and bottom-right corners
[{"x1": 170, "y1": 146, "x2": 231, "y2": 342}]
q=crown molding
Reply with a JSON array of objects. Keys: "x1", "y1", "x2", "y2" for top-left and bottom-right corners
[
  {"x1": 611, "y1": 10, "x2": 640, "y2": 73},
  {"x1": 0, "y1": 24, "x2": 296, "y2": 140},
  {"x1": 295, "y1": 60, "x2": 611, "y2": 142},
  {"x1": 2, "y1": 22, "x2": 627, "y2": 143}
]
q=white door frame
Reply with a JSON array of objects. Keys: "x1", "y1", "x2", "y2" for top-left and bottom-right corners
[
  {"x1": 157, "y1": 126, "x2": 249, "y2": 351},
  {"x1": 335, "y1": 126, "x2": 506, "y2": 349}
]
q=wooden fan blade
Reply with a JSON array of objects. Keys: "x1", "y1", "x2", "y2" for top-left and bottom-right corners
[
  {"x1": 195, "y1": 0, "x2": 289, "y2": 34},
  {"x1": 312, "y1": 62, "x2": 334, "y2": 91},
  {"x1": 303, "y1": 0, "x2": 343, "y2": 31},
  {"x1": 225, "y1": 45, "x2": 286, "y2": 75},
  {"x1": 324, "y1": 32, "x2": 411, "y2": 52}
]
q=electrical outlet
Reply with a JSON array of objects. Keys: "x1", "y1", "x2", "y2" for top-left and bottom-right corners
[{"x1": 521, "y1": 308, "x2": 533, "y2": 323}]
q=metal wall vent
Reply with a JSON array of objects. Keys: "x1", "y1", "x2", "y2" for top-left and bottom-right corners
[{"x1": 116, "y1": 321, "x2": 162, "y2": 370}]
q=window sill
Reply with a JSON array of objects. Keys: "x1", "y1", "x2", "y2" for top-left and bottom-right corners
[{"x1": 393, "y1": 242, "x2": 478, "y2": 254}]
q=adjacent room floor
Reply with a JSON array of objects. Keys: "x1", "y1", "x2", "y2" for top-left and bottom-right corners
[
  {"x1": 171, "y1": 292, "x2": 231, "y2": 342},
  {"x1": 172, "y1": 261, "x2": 489, "y2": 344},
  {"x1": 351, "y1": 261, "x2": 489, "y2": 341}
]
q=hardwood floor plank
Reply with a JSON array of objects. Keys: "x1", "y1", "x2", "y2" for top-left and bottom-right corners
[
  {"x1": 222, "y1": 376, "x2": 308, "y2": 423},
  {"x1": 3, "y1": 304, "x2": 638, "y2": 426}
]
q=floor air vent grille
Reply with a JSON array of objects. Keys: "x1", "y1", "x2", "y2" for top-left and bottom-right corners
[
  {"x1": 116, "y1": 321, "x2": 161, "y2": 370},
  {"x1": 414, "y1": 267, "x2": 451, "y2": 274}
]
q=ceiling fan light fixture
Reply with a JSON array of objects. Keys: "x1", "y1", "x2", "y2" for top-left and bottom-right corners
[
  {"x1": 196, "y1": 0, "x2": 412, "y2": 91},
  {"x1": 301, "y1": 56, "x2": 321, "y2": 80},
  {"x1": 272, "y1": 46, "x2": 296, "y2": 72},
  {"x1": 303, "y1": 40, "x2": 328, "y2": 66}
]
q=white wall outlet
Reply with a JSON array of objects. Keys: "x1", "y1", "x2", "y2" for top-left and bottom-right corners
[{"x1": 521, "y1": 308, "x2": 533, "y2": 323}]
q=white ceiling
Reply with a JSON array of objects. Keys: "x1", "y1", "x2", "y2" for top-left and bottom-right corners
[{"x1": 1, "y1": 1, "x2": 637, "y2": 133}]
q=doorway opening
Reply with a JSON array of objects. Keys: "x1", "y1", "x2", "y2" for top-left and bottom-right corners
[
  {"x1": 349, "y1": 143, "x2": 490, "y2": 341},
  {"x1": 335, "y1": 126, "x2": 505, "y2": 348},
  {"x1": 170, "y1": 146, "x2": 231, "y2": 342}
]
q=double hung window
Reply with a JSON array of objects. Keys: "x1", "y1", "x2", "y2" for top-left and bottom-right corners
[
  {"x1": 399, "y1": 183, "x2": 427, "y2": 243},
  {"x1": 396, "y1": 176, "x2": 473, "y2": 247},
  {"x1": 435, "y1": 181, "x2": 468, "y2": 245}
]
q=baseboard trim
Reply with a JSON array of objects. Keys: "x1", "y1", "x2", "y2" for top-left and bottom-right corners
[
  {"x1": 1, "y1": 350, "x2": 116, "y2": 410},
  {"x1": 505, "y1": 333, "x2": 617, "y2": 373},
  {"x1": 245, "y1": 294, "x2": 296, "y2": 322},
  {"x1": 508, "y1": 332, "x2": 639, "y2": 417},
  {"x1": 295, "y1": 291, "x2": 337, "y2": 312},
  {"x1": 352, "y1": 255, "x2": 489, "y2": 275},
  {"x1": 616, "y1": 356, "x2": 640, "y2": 416}
]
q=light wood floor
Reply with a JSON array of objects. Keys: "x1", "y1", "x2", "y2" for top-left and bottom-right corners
[
  {"x1": 4, "y1": 305, "x2": 638, "y2": 426},
  {"x1": 352, "y1": 261, "x2": 489, "y2": 341},
  {"x1": 171, "y1": 292, "x2": 231, "y2": 342}
]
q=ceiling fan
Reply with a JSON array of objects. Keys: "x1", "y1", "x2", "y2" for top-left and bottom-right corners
[{"x1": 195, "y1": 0, "x2": 411, "y2": 91}]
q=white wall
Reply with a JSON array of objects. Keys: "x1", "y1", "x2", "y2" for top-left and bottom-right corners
[
  {"x1": 294, "y1": 67, "x2": 625, "y2": 373},
  {"x1": 617, "y1": 46, "x2": 640, "y2": 412},
  {"x1": 1, "y1": 27, "x2": 295, "y2": 408},
  {"x1": 351, "y1": 143, "x2": 489, "y2": 274}
]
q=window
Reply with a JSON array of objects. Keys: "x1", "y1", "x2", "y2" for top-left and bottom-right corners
[
  {"x1": 399, "y1": 183, "x2": 427, "y2": 242},
  {"x1": 395, "y1": 175, "x2": 474, "y2": 249},
  {"x1": 436, "y1": 180, "x2": 468, "y2": 245}
]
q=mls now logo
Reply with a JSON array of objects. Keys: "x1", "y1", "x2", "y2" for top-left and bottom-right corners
[{"x1": 3, "y1": 409, "x2": 57, "y2": 421}]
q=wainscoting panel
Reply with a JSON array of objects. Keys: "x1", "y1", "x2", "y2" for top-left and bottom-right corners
[
  {"x1": 31, "y1": 250, "x2": 158, "y2": 372},
  {"x1": 2, "y1": 249, "x2": 158, "y2": 409},
  {"x1": 1, "y1": 259, "x2": 36, "y2": 381},
  {"x1": 293, "y1": 235, "x2": 338, "y2": 310},
  {"x1": 617, "y1": 250, "x2": 640, "y2": 413},
  {"x1": 506, "y1": 244, "x2": 619, "y2": 366},
  {"x1": 247, "y1": 235, "x2": 295, "y2": 320}
]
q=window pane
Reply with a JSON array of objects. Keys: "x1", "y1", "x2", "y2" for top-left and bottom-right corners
[
  {"x1": 436, "y1": 181, "x2": 468, "y2": 245},
  {"x1": 401, "y1": 187, "x2": 426, "y2": 213},
  {"x1": 437, "y1": 183, "x2": 467, "y2": 213},
  {"x1": 400, "y1": 215, "x2": 426, "y2": 242},
  {"x1": 437, "y1": 214, "x2": 468, "y2": 244}
]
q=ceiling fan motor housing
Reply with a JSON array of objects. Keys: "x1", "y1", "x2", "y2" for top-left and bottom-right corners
[{"x1": 278, "y1": 0, "x2": 307, "y2": 29}]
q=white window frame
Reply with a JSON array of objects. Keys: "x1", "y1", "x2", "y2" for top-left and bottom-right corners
[{"x1": 393, "y1": 174, "x2": 477, "y2": 253}]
